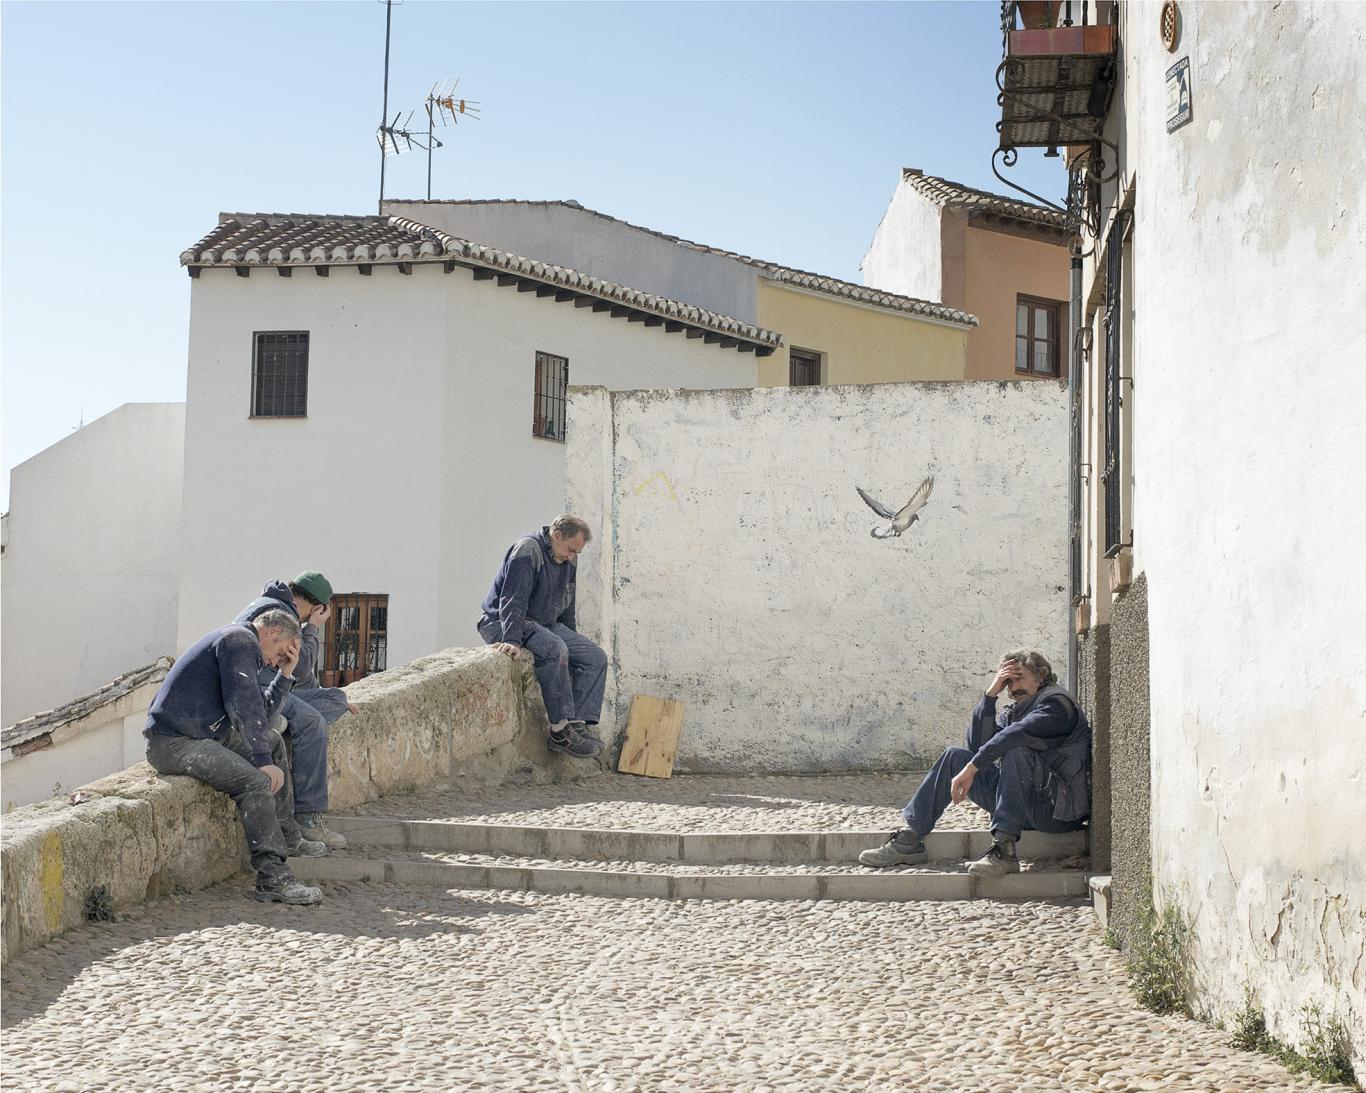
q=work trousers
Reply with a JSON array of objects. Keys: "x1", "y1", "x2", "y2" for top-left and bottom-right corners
[
  {"x1": 480, "y1": 620, "x2": 608, "y2": 725},
  {"x1": 256, "y1": 669, "x2": 347, "y2": 816},
  {"x1": 902, "y1": 745, "x2": 1086, "y2": 842},
  {"x1": 146, "y1": 728, "x2": 299, "y2": 878}
]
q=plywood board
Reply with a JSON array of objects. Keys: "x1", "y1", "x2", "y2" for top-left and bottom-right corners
[{"x1": 617, "y1": 696, "x2": 686, "y2": 779}]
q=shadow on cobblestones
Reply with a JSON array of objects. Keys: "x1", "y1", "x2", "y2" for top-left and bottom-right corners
[{"x1": 1, "y1": 878, "x2": 535, "y2": 1030}]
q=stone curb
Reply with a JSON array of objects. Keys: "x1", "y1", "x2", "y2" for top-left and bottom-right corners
[
  {"x1": 325, "y1": 817, "x2": 1089, "y2": 864},
  {"x1": 290, "y1": 854, "x2": 1091, "y2": 902}
]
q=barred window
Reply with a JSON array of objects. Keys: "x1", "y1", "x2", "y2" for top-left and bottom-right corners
[
  {"x1": 251, "y1": 331, "x2": 309, "y2": 417},
  {"x1": 321, "y1": 593, "x2": 388, "y2": 686},
  {"x1": 789, "y1": 347, "x2": 823, "y2": 387},
  {"x1": 533, "y1": 350, "x2": 568, "y2": 442}
]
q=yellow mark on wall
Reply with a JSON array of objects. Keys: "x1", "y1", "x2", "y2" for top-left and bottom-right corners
[
  {"x1": 633, "y1": 472, "x2": 680, "y2": 502},
  {"x1": 40, "y1": 831, "x2": 64, "y2": 930}
]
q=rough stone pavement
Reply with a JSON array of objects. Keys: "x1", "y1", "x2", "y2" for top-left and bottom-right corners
[
  {"x1": 2, "y1": 881, "x2": 1323, "y2": 1092},
  {"x1": 342, "y1": 771, "x2": 991, "y2": 831}
]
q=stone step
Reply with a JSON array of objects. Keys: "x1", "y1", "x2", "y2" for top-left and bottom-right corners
[
  {"x1": 291, "y1": 851, "x2": 1090, "y2": 903},
  {"x1": 325, "y1": 816, "x2": 1088, "y2": 865}
]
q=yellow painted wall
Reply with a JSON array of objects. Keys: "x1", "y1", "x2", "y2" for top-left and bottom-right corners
[{"x1": 754, "y1": 281, "x2": 968, "y2": 387}]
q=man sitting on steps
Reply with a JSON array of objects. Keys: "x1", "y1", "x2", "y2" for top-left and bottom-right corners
[
  {"x1": 143, "y1": 608, "x2": 325, "y2": 905},
  {"x1": 859, "y1": 650, "x2": 1091, "y2": 877},
  {"x1": 478, "y1": 515, "x2": 608, "y2": 760}
]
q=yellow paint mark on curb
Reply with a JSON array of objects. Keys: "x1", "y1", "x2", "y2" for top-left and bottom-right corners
[{"x1": 40, "y1": 831, "x2": 64, "y2": 930}]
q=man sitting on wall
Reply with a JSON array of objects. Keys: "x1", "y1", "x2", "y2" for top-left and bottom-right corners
[
  {"x1": 233, "y1": 571, "x2": 357, "y2": 851},
  {"x1": 859, "y1": 650, "x2": 1090, "y2": 877},
  {"x1": 144, "y1": 608, "x2": 325, "y2": 905},
  {"x1": 478, "y1": 515, "x2": 608, "y2": 760}
]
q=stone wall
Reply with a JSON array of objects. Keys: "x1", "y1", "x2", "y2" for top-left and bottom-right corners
[
  {"x1": 1076, "y1": 624, "x2": 1111, "y2": 874},
  {"x1": 1107, "y1": 574, "x2": 1151, "y2": 941},
  {"x1": 1, "y1": 647, "x2": 574, "y2": 962},
  {"x1": 567, "y1": 380, "x2": 1069, "y2": 773}
]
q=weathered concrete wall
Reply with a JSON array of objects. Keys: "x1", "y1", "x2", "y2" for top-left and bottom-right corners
[
  {"x1": 2, "y1": 403, "x2": 184, "y2": 727},
  {"x1": 1076, "y1": 624, "x2": 1111, "y2": 873},
  {"x1": 567, "y1": 381, "x2": 1069, "y2": 772},
  {"x1": 1072, "y1": 0, "x2": 1366, "y2": 1066},
  {"x1": 1, "y1": 647, "x2": 576, "y2": 962},
  {"x1": 1107, "y1": 573, "x2": 1150, "y2": 941}
]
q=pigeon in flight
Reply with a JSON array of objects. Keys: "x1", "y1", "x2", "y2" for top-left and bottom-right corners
[{"x1": 856, "y1": 476, "x2": 935, "y2": 539}]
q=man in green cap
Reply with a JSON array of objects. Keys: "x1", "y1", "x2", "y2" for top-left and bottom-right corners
[{"x1": 233, "y1": 571, "x2": 357, "y2": 849}]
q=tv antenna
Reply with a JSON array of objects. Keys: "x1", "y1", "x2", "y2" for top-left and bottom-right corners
[{"x1": 423, "y1": 79, "x2": 481, "y2": 200}]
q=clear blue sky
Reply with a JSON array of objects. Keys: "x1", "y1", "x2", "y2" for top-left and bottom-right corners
[{"x1": 1, "y1": 0, "x2": 1062, "y2": 509}]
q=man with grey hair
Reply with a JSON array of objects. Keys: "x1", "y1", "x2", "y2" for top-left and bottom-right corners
[
  {"x1": 143, "y1": 608, "x2": 326, "y2": 905},
  {"x1": 478, "y1": 515, "x2": 607, "y2": 759},
  {"x1": 859, "y1": 650, "x2": 1091, "y2": 877}
]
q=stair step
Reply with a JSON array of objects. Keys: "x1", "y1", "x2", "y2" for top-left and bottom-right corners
[
  {"x1": 325, "y1": 816, "x2": 1088, "y2": 865},
  {"x1": 291, "y1": 850, "x2": 1090, "y2": 903}
]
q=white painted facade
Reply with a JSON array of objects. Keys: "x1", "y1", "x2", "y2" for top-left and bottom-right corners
[
  {"x1": 1076, "y1": 0, "x2": 1366, "y2": 1063},
  {"x1": 384, "y1": 200, "x2": 759, "y2": 323},
  {"x1": 1, "y1": 404, "x2": 184, "y2": 727},
  {"x1": 178, "y1": 262, "x2": 758, "y2": 665},
  {"x1": 567, "y1": 381, "x2": 1069, "y2": 773},
  {"x1": 859, "y1": 181, "x2": 944, "y2": 300}
]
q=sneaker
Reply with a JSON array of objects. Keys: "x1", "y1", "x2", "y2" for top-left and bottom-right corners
[
  {"x1": 254, "y1": 872, "x2": 323, "y2": 905},
  {"x1": 547, "y1": 725, "x2": 601, "y2": 759},
  {"x1": 966, "y1": 838, "x2": 1020, "y2": 877},
  {"x1": 858, "y1": 829, "x2": 928, "y2": 868},
  {"x1": 285, "y1": 836, "x2": 328, "y2": 858},
  {"x1": 296, "y1": 812, "x2": 348, "y2": 850},
  {"x1": 568, "y1": 721, "x2": 604, "y2": 757}
]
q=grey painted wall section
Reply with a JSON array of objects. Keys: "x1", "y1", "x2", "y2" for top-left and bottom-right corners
[
  {"x1": 1076, "y1": 625, "x2": 1112, "y2": 874},
  {"x1": 1107, "y1": 573, "x2": 1150, "y2": 941},
  {"x1": 567, "y1": 381, "x2": 1069, "y2": 774},
  {"x1": 385, "y1": 200, "x2": 759, "y2": 324}
]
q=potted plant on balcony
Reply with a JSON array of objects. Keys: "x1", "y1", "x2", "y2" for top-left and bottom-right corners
[{"x1": 1016, "y1": 1, "x2": 1057, "y2": 29}]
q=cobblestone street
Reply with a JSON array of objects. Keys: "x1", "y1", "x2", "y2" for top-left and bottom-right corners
[{"x1": 2, "y1": 879, "x2": 1323, "y2": 1092}]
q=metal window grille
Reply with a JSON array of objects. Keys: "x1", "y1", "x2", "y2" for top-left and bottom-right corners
[
  {"x1": 533, "y1": 351, "x2": 569, "y2": 441},
  {"x1": 1015, "y1": 297, "x2": 1061, "y2": 377},
  {"x1": 251, "y1": 332, "x2": 309, "y2": 417},
  {"x1": 321, "y1": 593, "x2": 389, "y2": 686},
  {"x1": 789, "y1": 347, "x2": 822, "y2": 387},
  {"x1": 1102, "y1": 211, "x2": 1129, "y2": 555}
]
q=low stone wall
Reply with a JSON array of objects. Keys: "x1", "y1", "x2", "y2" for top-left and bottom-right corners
[{"x1": 1, "y1": 647, "x2": 577, "y2": 962}]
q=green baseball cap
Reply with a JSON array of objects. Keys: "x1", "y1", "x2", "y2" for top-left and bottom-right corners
[{"x1": 292, "y1": 570, "x2": 333, "y2": 605}]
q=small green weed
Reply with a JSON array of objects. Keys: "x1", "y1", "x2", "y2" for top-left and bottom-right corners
[
  {"x1": 1125, "y1": 894, "x2": 1191, "y2": 1016},
  {"x1": 1102, "y1": 926, "x2": 1121, "y2": 950},
  {"x1": 1230, "y1": 994, "x2": 1358, "y2": 1088}
]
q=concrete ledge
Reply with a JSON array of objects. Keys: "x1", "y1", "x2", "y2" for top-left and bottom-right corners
[
  {"x1": 1089, "y1": 873, "x2": 1113, "y2": 929},
  {"x1": 2, "y1": 647, "x2": 581, "y2": 962},
  {"x1": 327, "y1": 819, "x2": 1089, "y2": 865}
]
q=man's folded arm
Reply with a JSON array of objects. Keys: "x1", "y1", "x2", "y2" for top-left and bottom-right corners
[
  {"x1": 219, "y1": 631, "x2": 286, "y2": 766},
  {"x1": 970, "y1": 695, "x2": 1073, "y2": 768}
]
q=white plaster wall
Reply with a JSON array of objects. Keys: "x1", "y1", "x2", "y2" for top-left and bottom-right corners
[
  {"x1": 2, "y1": 707, "x2": 150, "y2": 809},
  {"x1": 434, "y1": 269, "x2": 757, "y2": 654},
  {"x1": 568, "y1": 381, "x2": 1068, "y2": 772},
  {"x1": 385, "y1": 201, "x2": 759, "y2": 323},
  {"x1": 177, "y1": 267, "x2": 450, "y2": 665},
  {"x1": 181, "y1": 262, "x2": 757, "y2": 675},
  {"x1": 1123, "y1": 0, "x2": 1366, "y2": 1062},
  {"x1": 1, "y1": 404, "x2": 183, "y2": 726},
  {"x1": 859, "y1": 180, "x2": 944, "y2": 301}
]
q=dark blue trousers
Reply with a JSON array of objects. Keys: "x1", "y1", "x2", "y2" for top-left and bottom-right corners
[{"x1": 902, "y1": 745, "x2": 1085, "y2": 841}]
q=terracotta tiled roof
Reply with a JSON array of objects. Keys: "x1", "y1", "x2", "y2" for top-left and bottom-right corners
[
  {"x1": 388, "y1": 200, "x2": 979, "y2": 328},
  {"x1": 180, "y1": 214, "x2": 784, "y2": 352},
  {"x1": 2, "y1": 658, "x2": 173, "y2": 754},
  {"x1": 900, "y1": 169, "x2": 1069, "y2": 231}
]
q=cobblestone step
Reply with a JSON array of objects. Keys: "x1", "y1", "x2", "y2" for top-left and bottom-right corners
[
  {"x1": 326, "y1": 815, "x2": 1088, "y2": 865},
  {"x1": 291, "y1": 849, "x2": 1090, "y2": 902}
]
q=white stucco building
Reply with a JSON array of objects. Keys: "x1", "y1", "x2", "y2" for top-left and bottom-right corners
[
  {"x1": 1, "y1": 403, "x2": 184, "y2": 728},
  {"x1": 993, "y1": 0, "x2": 1366, "y2": 1067}
]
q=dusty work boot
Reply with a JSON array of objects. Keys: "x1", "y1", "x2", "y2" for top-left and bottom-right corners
[
  {"x1": 254, "y1": 869, "x2": 323, "y2": 905},
  {"x1": 567, "y1": 721, "x2": 603, "y2": 758},
  {"x1": 547, "y1": 723, "x2": 600, "y2": 759},
  {"x1": 284, "y1": 835, "x2": 328, "y2": 858},
  {"x1": 296, "y1": 812, "x2": 348, "y2": 849},
  {"x1": 967, "y1": 837, "x2": 1020, "y2": 877},
  {"x1": 858, "y1": 829, "x2": 928, "y2": 868}
]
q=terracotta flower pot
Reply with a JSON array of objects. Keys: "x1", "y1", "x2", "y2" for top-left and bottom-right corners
[{"x1": 1016, "y1": 1, "x2": 1056, "y2": 29}]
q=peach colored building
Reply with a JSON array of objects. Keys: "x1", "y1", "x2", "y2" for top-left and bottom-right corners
[{"x1": 861, "y1": 169, "x2": 1072, "y2": 380}]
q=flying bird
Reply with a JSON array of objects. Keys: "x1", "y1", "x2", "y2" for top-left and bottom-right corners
[{"x1": 856, "y1": 476, "x2": 935, "y2": 539}]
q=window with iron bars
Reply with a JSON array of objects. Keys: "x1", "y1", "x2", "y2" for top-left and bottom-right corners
[
  {"x1": 321, "y1": 593, "x2": 388, "y2": 687},
  {"x1": 533, "y1": 351, "x2": 569, "y2": 442},
  {"x1": 1102, "y1": 211, "x2": 1129, "y2": 556},
  {"x1": 251, "y1": 332, "x2": 309, "y2": 417},
  {"x1": 789, "y1": 347, "x2": 823, "y2": 386}
]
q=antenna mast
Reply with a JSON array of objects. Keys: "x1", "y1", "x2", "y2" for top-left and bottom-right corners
[{"x1": 377, "y1": 0, "x2": 395, "y2": 214}]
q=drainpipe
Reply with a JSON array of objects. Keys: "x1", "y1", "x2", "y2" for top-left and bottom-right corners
[{"x1": 1067, "y1": 253, "x2": 1083, "y2": 690}]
